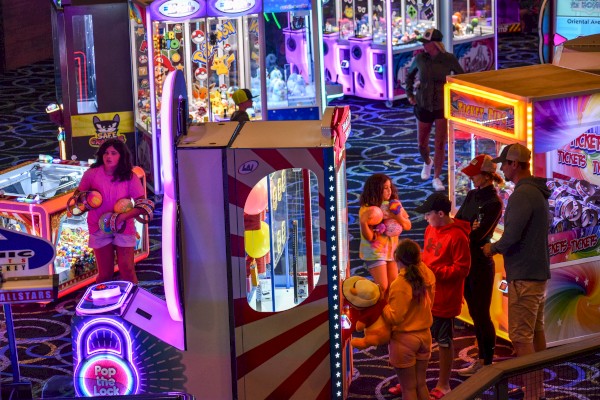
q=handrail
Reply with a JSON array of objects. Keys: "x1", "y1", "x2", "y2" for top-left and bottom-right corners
[{"x1": 445, "y1": 333, "x2": 600, "y2": 399}]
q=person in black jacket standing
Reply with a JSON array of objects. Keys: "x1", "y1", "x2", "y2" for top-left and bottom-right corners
[{"x1": 455, "y1": 154, "x2": 504, "y2": 376}]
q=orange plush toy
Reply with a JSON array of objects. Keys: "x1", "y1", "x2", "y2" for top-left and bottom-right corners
[{"x1": 342, "y1": 276, "x2": 391, "y2": 349}]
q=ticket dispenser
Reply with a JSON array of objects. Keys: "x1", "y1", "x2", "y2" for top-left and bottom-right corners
[{"x1": 72, "y1": 281, "x2": 185, "y2": 396}]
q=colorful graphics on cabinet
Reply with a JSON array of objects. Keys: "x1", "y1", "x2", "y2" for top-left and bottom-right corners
[{"x1": 454, "y1": 37, "x2": 495, "y2": 73}]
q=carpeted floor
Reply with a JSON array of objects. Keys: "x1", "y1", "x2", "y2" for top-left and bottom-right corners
[{"x1": 3, "y1": 32, "x2": 597, "y2": 400}]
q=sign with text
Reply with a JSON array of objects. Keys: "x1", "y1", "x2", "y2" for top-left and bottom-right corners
[
  {"x1": 0, "y1": 227, "x2": 57, "y2": 304},
  {"x1": 449, "y1": 89, "x2": 515, "y2": 134}
]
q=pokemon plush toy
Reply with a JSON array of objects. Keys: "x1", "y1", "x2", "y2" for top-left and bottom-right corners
[{"x1": 342, "y1": 276, "x2": 391, "y2": 349}]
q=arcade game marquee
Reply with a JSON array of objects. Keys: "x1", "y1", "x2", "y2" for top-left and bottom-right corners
[
  {"x1": 0, "y1": 158, "x2": 149, "y2": 297},
  {"x1": 128, "y1": 0, "x2": 326, "y2": 192},
  {"x1": 71, "y1": 69, "x2": 354, "y2": 399},
  {"x1": 445, "y1": 64, "x2": 600, "y2": 345}
]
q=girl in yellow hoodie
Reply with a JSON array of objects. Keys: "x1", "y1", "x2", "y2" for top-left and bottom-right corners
[{"x1": 383, "y1": 239, "x2": 436, "y2": 400}]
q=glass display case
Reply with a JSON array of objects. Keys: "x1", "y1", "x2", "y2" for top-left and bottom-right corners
[
  {"x1": 129, "y1": 0, "x2": 325, "y2": 193},
  {"x1": 450, "y1": 0, "x2": 497, "y2": 72},
  {"x1": 322, "y1": 0, "x2": 438, "y2": 102},
  {"x1": 0, "y1": 158, "x2": 150, "y2": 297},
  {"x1": 446, "y1": 64, "x2": 600, "y2": 345}
]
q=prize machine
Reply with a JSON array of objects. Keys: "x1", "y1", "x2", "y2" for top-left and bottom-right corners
[
  {"x1": 442, "y1": 0, "x2": 497, "y2": 73},
  {"x1": 0, "y1": 158, "x2": 149, "y2": 298},
  {"x1": 70, "y1": 70, "x2": 353, "y2": 399},
  {"x1": 128, "y1": 0, "x2": 325, "y2": 193},
  {"x1": 322, "y1": 0, "x2": 438, "y2": 104},
  {"x1": 169, "y1": 70, "x2": 351, "y2": 398},
  {"x1": 445, "y1": 64, "x2": 600, "y2": 346},
  {"x1": 539, "y1": 0, "x2": 600, "y2": 63},
  {"x1": 50, "y1": 0, "x2": 137, "y2": 162}
]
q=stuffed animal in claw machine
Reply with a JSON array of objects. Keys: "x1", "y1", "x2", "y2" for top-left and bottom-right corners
[{"x1": 342, "y1": 276, "x2": 391, "y2": 349}]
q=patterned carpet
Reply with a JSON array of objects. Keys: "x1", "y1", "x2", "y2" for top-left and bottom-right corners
[{"x1": 4, "y1": 32, "x2": 595, "y2": 400}]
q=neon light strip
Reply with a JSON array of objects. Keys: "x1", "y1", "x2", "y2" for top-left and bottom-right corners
[
  {"x1": 75, "y1": 317, "x2": 140, "y2": 395},
  {"x1": 160, "y1": 70, "x2": 184, "y2": 321}
]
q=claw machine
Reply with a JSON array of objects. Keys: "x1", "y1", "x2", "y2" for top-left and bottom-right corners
[
  {"x1": 155, "y1": 69, "x2": 352, "y2": 398},
  {"x1": 322, "y1": 0, "x2": 438, "y2": 104},
  {"x1": 129, "y1": 0, "x2": 326, "y2": 192},
  {"x1": 0, "y1": 157, "x2": 149, "y2": 298},
  {"x1": 444, "y1": 0, "x2": 497, "y2": 73},
  {"x1": 445, "y1": 64, "x2": 600, "y2": 345},
  {"x1": 50, "y1": 0, "x2": 136, "y2": 162}
]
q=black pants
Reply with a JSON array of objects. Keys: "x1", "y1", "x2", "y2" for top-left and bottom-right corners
[{"x1": 463, "y1": 254, "x2": 496, "y2": 364}]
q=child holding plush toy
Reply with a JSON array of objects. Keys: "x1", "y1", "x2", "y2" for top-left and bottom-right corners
[
  {"x1": 383, "y1": 239, "x2": 436, "y2": 399},
  {"x1": 359, "y1": 173, "x2": 412, "y2": 297}
]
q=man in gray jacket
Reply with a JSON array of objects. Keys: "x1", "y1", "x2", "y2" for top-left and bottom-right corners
[{"x1": 482, "y1": 143, "x2": 550, "y2": 400}]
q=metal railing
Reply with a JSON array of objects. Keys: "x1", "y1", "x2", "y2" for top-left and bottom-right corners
[{"x1": 445, "y1": 333, "x2": 600, "y2": 400}]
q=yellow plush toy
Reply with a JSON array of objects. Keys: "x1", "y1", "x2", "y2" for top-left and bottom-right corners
[{"x1": 342, "y1": 276, "x2": 391, "y2": 349}]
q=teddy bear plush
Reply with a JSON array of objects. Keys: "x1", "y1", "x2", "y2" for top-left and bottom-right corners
[{"x1": 342, "y1": 276, "x2": 391, "y2": 349}]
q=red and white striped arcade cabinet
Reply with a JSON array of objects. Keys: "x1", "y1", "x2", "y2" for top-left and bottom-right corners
[{"x1": 160, "y1": 70, "x2": 353, "y2": 399}]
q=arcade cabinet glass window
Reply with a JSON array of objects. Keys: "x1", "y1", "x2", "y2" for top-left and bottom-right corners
[{"x1": 72, "y1": 15, "x2": 98, "y2": 114}]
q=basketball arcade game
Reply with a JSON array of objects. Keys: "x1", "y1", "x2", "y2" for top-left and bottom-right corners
[
  {"x1": 129, "y1": 0, "x2": 326, "y2": 192},
  {"x1": 445, "y1": 64, "x2": 600, "y2": 345}
]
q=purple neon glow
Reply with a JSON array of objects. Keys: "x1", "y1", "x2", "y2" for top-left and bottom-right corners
[
  {"x1": 160, "y1": 70, "x2": 184, "y2": 322},
  {"x1": 149, "y1": 0, "x2": 206, "y2": 21},
  {"x1": 74, "y1": 318, "x2": 140, "y2": 396},
  {"x1": 145, "y1": 7, "x2": 163, "y2": 194}
]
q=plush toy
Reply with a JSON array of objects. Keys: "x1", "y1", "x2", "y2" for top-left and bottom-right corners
[{"x1": 342, "y1": 276, "x2": 391, "y2": 349}]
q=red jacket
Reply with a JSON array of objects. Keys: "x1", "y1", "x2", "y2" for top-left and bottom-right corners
[{"x1": 422, "y1": 218, "x2": 471, "y2": 318}]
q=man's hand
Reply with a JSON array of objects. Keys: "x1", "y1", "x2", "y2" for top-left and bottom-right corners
[{"x1": 482, "y1": 243, "x2": 493, "y2": 257}]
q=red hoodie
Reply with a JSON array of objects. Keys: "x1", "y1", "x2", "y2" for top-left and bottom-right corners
[{"x1": 422, "y1": 218, "x2": 471, "y2": 318}]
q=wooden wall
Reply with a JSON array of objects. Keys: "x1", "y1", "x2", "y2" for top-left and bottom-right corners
[{"x1": 0, "y1": 0, "x2": 53, "y2": 73}]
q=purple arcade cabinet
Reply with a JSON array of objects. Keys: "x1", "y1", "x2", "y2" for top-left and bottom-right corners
[{"x1": 321, "y1": 0, "x2": 438, "y2": 105}]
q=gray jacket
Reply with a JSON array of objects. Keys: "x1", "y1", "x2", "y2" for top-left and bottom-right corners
[{"x1": 491, "y1": 177, "x2": 551, "y2": 282}]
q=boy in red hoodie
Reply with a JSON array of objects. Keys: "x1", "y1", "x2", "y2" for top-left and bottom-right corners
[{"x1": 415, "y1": 192, "x2": 471, "y2": 398}]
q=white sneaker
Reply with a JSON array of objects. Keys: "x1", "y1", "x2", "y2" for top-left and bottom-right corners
[
  {"x1": 457, "y1": 361, "x2": 483, "y2": 377},
  {"x1": 432, "y1": 178, "x2": 445, "y2": 191},
  {"x1": 421, "y1": 160, "x2": 433, "y2": 180}
]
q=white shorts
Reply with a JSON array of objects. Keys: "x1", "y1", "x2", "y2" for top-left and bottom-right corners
[{"x1": 89, "y1": 230, "x2": 137, "y2": 249}]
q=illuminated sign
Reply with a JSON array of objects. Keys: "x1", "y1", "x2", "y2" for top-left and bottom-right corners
[
  {"x1": 157, "y1": 0, "x2": 201, "y2": 18},
  {"x1": 77, "y1": 354, "x2": 136, "y2": 396},
  {"x1": 74, "y1": 318, "x2": 140, "y2": 397},
  {"x1": 449, "y1": 89, "x2": 515, "y2": 134},
  {"x1": 0, "y1": 289, "x2": 54, "y2": 303},
  {"x1": 0, "y1": 227, "x2": 55, "y2": 279},
  {"x1": 555, "y1": 0, "x2": 600, "y2": 44}
]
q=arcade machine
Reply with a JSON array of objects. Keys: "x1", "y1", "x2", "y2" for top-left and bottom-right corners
[
  {"x1": 496, "y1": 0, "x2": 521, "y2": 34},
  {"x1": 496, "y1": 0, "x2": 522, "y2": 34},
  {"x1": 50, "y1": 0, "x2": 136, "y2": 162},
  {"x1": 71, "y1": 69, "x2": 352, "y2": 399},
  {"x1": 0, "y1": 157, "x2": 149, "y2": 298},
  {"x1": 322, "y1": 0, "x2": 438, "y2": 104},
  {"x1": 128, "y1": 0, "x2": 325, "y2": 192},
  {"x1": 445, "y1": 0, "x2": 497, "y2": 73},
  {"x1": 445, "y1": 64, "x2": 600, "y2": 345},
  {"x1": 539, "y1": 0, "x2": 600, "y2": 64}
]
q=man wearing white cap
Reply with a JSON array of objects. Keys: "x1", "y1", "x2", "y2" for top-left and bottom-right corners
[{"x1": 483, "y1": 143, "x2": 551, "y2": 400}]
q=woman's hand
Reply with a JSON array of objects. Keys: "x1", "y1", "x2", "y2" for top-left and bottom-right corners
[{"x1": 407, "y1": 96, "x2": 416, "y2": 105}]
